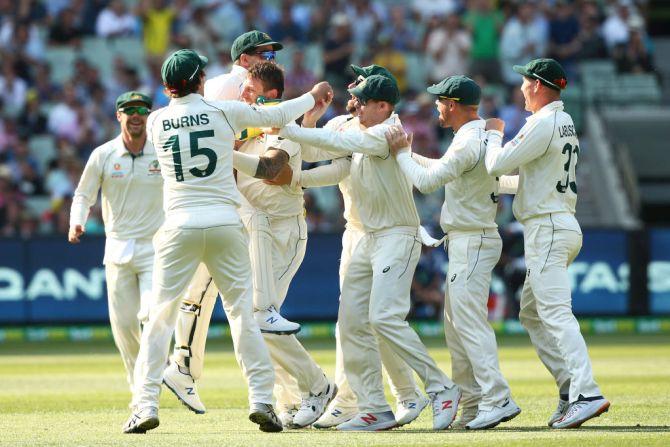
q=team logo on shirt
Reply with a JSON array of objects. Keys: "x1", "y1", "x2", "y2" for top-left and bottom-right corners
[
  {"x1": 111, "y1": 163, "x2": 125, "y2": 178},
  {"x1": 148, "y1": 160, "x2": 161, "y2": 175},
  {"x1": 511, "y1": 134, "x2": 525, "y2": 147}
]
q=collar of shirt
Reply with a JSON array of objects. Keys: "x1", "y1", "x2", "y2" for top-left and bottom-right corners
[
  {"x1": 169, "y1": 93, "x2": 202, "y2": 106},
  {"x1": 527, "y1": 100, "x2": 564, "y2": 123},
  {"x1": 454, "y1": 118, "x2": 485, "y2": 139},
  {"x1": 230, "y1": 64, "x2": 248, "y2": 77},
  {"x1": 113, "y1": 134, "x2": 154, "y2": 157}
]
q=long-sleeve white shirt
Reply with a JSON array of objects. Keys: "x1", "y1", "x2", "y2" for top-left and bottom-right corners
[
  {"x1": 203, "y1": 64, "x2": 248, "y2": 101},
  {"x1": 396, "y1": 119, "x2": 500, "y2": 233},
  {"x1": 70, "y1": 135, "x2": 164, "y2": 240},
  {"x1": 281, "y1": 113, "x2": 419, "y2": 232},
  {"x1": 146, "y1": 92, "x2": 315, "y2": 228},
  {"x1": 486, "y1": 100, "x2": 579, "y2": 224}
]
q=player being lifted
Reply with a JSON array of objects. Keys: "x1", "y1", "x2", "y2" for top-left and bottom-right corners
[
  {"x1": 485, "y1": 58, "x2": 610, "y2": 429},
  {"x1": 384, "y1": 76, "x2": 521, "y2": 430},
  {"x1": 122, "y1": 48, "x2": 333, "y2": 434},
  {"x1": 278, "y1": 75, "x2": 461, "y2": 431}
]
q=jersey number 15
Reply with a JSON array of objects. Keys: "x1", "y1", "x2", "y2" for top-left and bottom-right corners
[{"x1": 163, "y1": 130, "x2": 217, "y2": 182}]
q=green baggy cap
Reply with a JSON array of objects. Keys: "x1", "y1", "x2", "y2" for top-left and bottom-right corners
[
  {"x1": 427, "y1": 75, "x2": 481, "y2": 105},
  {"x1": 350, "y1": 64, "x2": 398, "y2": 85},
  {"x1": 115, "y1": 91, "x2": 152, "y2": 110},
  {"x1": 231, "y1": 30, "x2": 283, "y2": 61},
  {"x1": 161, "y1": 49, "x2": 208, "y2": 86},
  {"x1": 513, "y1": 58, "x2": 568, "y2": 91},
  {"x1": 348, "y1": 74, "x2": 400, "y2": 105}
]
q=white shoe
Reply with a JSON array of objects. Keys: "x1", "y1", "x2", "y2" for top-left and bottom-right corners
[
  {"x1": 451, "y1": 406, "x2": 478, "y2": 429},
  {"x1": 313, "y1": 403, "x2": 358, "y2": 429},
  {"x1": 547, "y1": 398, "x2": 569, "y2": 426},
  {"x1": 162, "y1": 362, "x2": 206, "y2": 414},
  {"x1": 255, "y1": 305, "x2": 301, "y2": 334},
  {"x1": 395, "y1": 394, "x2": 430, "y2": 426},
  {"x1": 465, "y1": 398, "x2": 521, "y2": 430},
  {"x1": 291, "y1": 382, "x2": 338, "y2": 428},
  {"x1": 249, "y1": 402, "x2": 283, "y2": 432},
  {"x1": 123, "y1": 406, "x2": 159, "y2": 434},
  {"x1": 552, "y1": 396, "x2": 610, "y2": 429},
  {"x1": 430, "y1": 386, "x2": 461, "y2": 430},
  {"x1": 336, "y1": 411, "x2": 397, "y2": 431},
  {"x1": 278, "y1": 405, "x2": 299, "y2": 428}
]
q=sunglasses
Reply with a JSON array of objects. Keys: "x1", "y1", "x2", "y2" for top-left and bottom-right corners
[
  {"x1": 119, "y1": 106, "x2": 151, "y2": 116},
  {"x1": 252, "y1": 50, "x2": 276, "y2": 61}
]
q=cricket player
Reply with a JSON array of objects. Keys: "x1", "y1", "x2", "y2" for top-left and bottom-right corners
[
  {"x1": 69, "y1": 91, "x2": 160, "y2": 396},
  {"x1": 384, "y1": 75, "x2": 521, "y2": 430},
  {"x1": 484, "y1": 58, "x2": 610, "y2": 429},
  {"x1": 163, "y1": 31, "x2": 298, "y2": 416},
  {"x1": 122, "y1": 48, "x2": 333, "y2": 434},
  {"x1": 278, "y1": 75, "x2": 461, "y2": 431},
  {"x1": 270, "y1": 65, "x2": 427, "y2": 429}
]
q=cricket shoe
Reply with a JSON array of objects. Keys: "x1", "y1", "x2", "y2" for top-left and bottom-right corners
[
  {"x1": 396, "y1": 394, "x2": 430, "y2": 426},
  {"x1": 430, "y1": 386, "x2": 461, "y2": 429},
  {"x1": 451, "y1": 406, "x2": 478, "y2": 429},
  {"x1": 312, "y1": 403, "x2": 357, "y2": 429},
  {"x1": 249, "y1": 402, "x2": 283, "y2": 432},
  {"x1": 162, "y1": 361, "x2": 206, "y2": 414},
  {"x1": 547, "y1": 398, "x2": 569, "y2": 426},
  {"x1": 465, "y1": 398, "x2": 521, "y2": 430},
  {"x1": 336, "y1": 411, "x2": 397, "y2": 431},
  {"x1": 291, "y1": 382, "x2": 338, "y2": 428},
  {"x1": 123, "y1": 406, "x2": 159, "y2": 434},
  {"x1": 255, "y1": 305, "x2": 301, "y2": 335},
  {"x1": 551, "y1": 395, "x2": 610, "y2": 429},
  {"x1": 278, "y1": 405, "x2": 299, "y2": 428}
]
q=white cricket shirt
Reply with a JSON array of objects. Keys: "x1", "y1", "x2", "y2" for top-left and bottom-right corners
[{"x1": 203, "y1": 64, "x2": 248, "y2": 101}]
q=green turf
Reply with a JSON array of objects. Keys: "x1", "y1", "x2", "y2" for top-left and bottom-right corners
[{"x1": 0, "y1": 334, "x2": 668, "y2": 446}]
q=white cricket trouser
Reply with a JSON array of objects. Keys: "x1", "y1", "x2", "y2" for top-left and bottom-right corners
[
  {"x1": 333, "y1": 227, "x2": 421, "y2": 409},
  {"x1": 132, "y1": 224, "x2": 275, "y2": 409},
  {"x1": 104, "y1": 238, "x2": 154, "y2": 391},
  {"x1": 443, "y1": 229, "x2": 511, "y2": 411},
  {"x1": 339, "y1": 227, "x2": 455, "y2": 413},
  {"x1": 240, "y1": 209, "x2": 327, "y2": 409},
  {"x1": 518, "y1": 213, "x2": 601, "y2": 402}
]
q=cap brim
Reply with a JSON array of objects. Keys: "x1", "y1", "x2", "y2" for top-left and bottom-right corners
[
  {"x1": 347, "y1": 86, "x2": 367, "y2": 101},
  {"x1": 199, "y1": 55, "x2": 209, "y2": 67},
  {"x1": 350, "y1": 65, "x2": 365, "y2": 77},
  {"x1": 426, "y1": 85, "x2": 442, "y2": 95},
  {"x1": 513, "y1": 65, "x2": 532, "y2": 77},
  {"x1": 255, "y1": 41, "x2": 283, "y2": 51}
]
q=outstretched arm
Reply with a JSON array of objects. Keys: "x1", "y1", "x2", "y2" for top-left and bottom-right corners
[{"x1": 233, "y1": 148, "x2": 289, "y2": 180}]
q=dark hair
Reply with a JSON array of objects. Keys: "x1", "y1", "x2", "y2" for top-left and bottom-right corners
[
  {"x1": 248, "y1": 61, "x2": 284, "y2": 98},
  {"x1": 165, "y1": 71, "x2": 205, "y2": 98}
]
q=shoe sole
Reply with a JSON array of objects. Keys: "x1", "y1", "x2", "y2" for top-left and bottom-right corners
[
  {"x1": 163, "y1": 379, "x2": 206, "y2": 415},
  {"x1": 465, "y1": 407, "x2": 522, "y2": 430},
  {"x1": 336, "y1": 421, "x2": 398, "y2": 431},
  {"x1": 313, "y1": 408, "x2": 358, "y2": 429},
  {"x1": 396, "y1": 398, "x2": 431, "y2": 427},
  {"x1": 553, "y1": 401, "x2": 610, "y2": 429},
  {"x1": 124, "y1": 417, "x2": 159, "y2": 434},
  {"x1": 249, "y1": 411, "x2": 284, "y2": 432},
  {"x1": 290, "y1": 383, "x2": 340, "y2": 428},
  {"x1": 259, "y1": 327, "x2": 301, "y2": 335}
]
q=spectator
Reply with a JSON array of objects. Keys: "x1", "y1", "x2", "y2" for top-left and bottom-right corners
[
  {"x1": 322, "y1": 13, "x2": 354, "y2": 90},
  {"x1": 345, "y1": 0, "x2": 378, "y2": 52},
  {"x1": 96, "y1": 0, "x2": 136, "y2": 38},
  {"x1": 602, "y1": 0, "x2": 630, "y2": 50},
  {"x1": 175, "y1": 6, "x2": 216, "y2": 52},
  {"x1": 17, "y1": 90, "x2": 47, "y2": 136},
  {"x1": 0, "y1": 166, "x2": 23, "y2": 236},
  {"x1": 269, "y1": 2, "x2": 305, "y2": 44},
  {"x1": 411, "y1": 245, "x2": 447, "y2": 318},
  {"x1": 305, "y1": 7, "x2": 328, "y2": 44},
  {"x1": 549, "y1": 0, "x2": 580, "y2": 78},
  {"x1": 372, "y1": 36, "x2": 408, "y2": 93},
  {"x1": 138, "y1": 0, "x2": 175, "y2": 58},
  {"x1": 613, "y1": 24, "x2": 654, "y2": 73},
  {"x1": 425, "y1": 13, "x2": 471, "y2": 83},
  {"x1": 574, "y1": 12, "x2": 608, "y2": 61},
  {"x1": 464, "y1": 0, "x2": 504, "y2": 83},
  {"x1": 411, "y1": 0, "x2": 458, "y2": 21},
  {"x1": 0, "y1": 64, "x2": 28, "y2": 117},
  {"x1": 284, "y1": 51, "x2": 317, "y2": 100},
  {"x1": 49, "y1": 7, "x2": 83, "y2": 46},
  {"x1": 47, "y1": 83, "x2": 79, "y2": 143},
  {"x1": 499, "y1": 1, "x2": 548, "y2": 85},
  {"x1": 499, "y1": 88, "x2": 531, "y2": 142},
  {"x1": 383, "y1": 5, "x2": 422, "y2": 52}
]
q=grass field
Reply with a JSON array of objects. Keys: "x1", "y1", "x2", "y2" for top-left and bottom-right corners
[{"x1": 0, "y1": 333, "x2": 668, "y2": 446}]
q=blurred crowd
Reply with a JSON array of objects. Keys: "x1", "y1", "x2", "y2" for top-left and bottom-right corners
[{"x1": 0, "y1": 0, "x2": 656, "y2": 319}]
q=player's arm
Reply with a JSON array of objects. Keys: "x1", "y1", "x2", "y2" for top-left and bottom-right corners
[
  {"x1": 280, "y1": 125, "x2": 388, "y2": 158},
  {"x1": 411, "y1": 152, "x2": 433, "y2": 168},
  {"x1": 69, "y1": 150, "x2": 103, "y2": 243},
  {"x1": 299, "y1": 157, "x2": 351, "y2": 188},
  {"x1": 498, "y1": 175, "x2": 519, "y2": 194},
  {"x1": 485, "y1": 117, "x2": 552, "y2": 176},
  {"x1": 300, "y1": 116, "x2": 353, "y2": 162},
  {"x1": 233, "y1": 148, "x2": 289, "y2": 180}
]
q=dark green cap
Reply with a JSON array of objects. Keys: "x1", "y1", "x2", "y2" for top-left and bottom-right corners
[
  {"x1": 513, "y1": 58, "x2": 568, "y2": 91},
  {"x1": 348, "y1": 74, "x2": 400, "y2": 105},
  {"x1": 116, "y1": 91, "x2": 152, "y2": 110},
  {"x1": 161, "y1": 49, "x2": 208, "y2": 86},
  {"x1": 231, "y1": 30, "x2": 283, "y2": 61},
  {"x1": 427, "y1": 75, "x2": 481, "y2": 105},
  {"x1": 350, "y1": 64, "x2": 398, "y2": 85}
]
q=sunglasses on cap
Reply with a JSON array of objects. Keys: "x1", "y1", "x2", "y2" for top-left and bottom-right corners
[
  {"x1": 251, "y1": 50, "x2": 276, "y2": 61},
  {"x1": 119, "y1": 106, "x2": 151, "y2": 116}
]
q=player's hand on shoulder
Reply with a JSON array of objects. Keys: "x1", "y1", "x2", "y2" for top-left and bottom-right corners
[
  {"x1": 309, "y1": 81, "x2": 333, "y2": 105},
  {"x1": 263, "y1": 164, "x2": 293, "y2": 186},
  {"x1": 485, "y1": 118, "x2": 505, "y2": 132},
  {"x1": 68, "y1": 225, "x2": 85, "y2": 244},
  {"x1": 385, "y1": 125, "x2": 412, "y2": 157}
]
